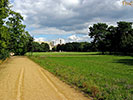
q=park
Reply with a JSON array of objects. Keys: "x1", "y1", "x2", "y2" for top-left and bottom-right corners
[{"x1": 0, "y1": 0, "x2": 133, "y2": 100}]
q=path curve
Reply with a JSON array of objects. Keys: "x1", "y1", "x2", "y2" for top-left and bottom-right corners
[{"x1": 0, "y1": 56, "x2": 90, "y2": 100}]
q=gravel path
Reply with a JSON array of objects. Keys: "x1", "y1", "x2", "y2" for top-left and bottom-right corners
[{"x1": 0, "y1": 56, "x2": 90, "y2": 100}]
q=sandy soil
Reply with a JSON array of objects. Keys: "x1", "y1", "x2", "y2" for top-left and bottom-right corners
[{"x1": 0, "y1": 56, "x2": 90, "y2": 100}]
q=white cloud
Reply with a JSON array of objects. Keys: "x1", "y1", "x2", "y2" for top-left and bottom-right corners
[
  {"x1": 68, "y1": 35, "x2": 92, "y2": 42},
  {"x1": 34, "y1": 37, "x2": 46, "y2": 42},
  {"x1": 68, "y1": 35, "x2": 80, "y2": 42}
]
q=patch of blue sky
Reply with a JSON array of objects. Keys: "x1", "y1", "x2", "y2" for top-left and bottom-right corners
[
  {"x1": 9, "y1": 0, "x2": 14, "y2": 3},
  {"x1": 34, "y1": 34, "x2": 74, "y2": 41}
]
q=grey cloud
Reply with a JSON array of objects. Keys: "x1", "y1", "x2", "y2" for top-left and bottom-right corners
[{"x1": 12, "y1": 0, "x2": 133, "y2": 35}]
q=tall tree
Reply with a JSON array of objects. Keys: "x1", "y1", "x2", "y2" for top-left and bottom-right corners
[
  {"x1": 0, "y1": 0, "x2": 9, "y2": 26},
  {"x1": 0, "y1": 0, "x2": 10, "y2": 59},
  {"x1": 105, "y1": 26, "x2": 117, "y2": 54},
  {"x1": 89, "y1": 21, "x2": 133, "y2": 54},
  {"x1": 0, "y1": 0, "x2": 33, "y2": 59},
  {"x1": 116, "y1": 21, "x2": 133, "y2": 54},
  {"x1": 89, "y1": 23, "x2": 109, "y2": 54},
  {"x1": 40, "y1": 43, "x2": 50, "y2": 52},
  {"x1": 6, "y1": 11, "x2": 32, "y2": 55}
]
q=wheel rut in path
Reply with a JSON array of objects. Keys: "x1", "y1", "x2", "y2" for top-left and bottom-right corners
[
  {"x1": 0, "y1": 56, "x2": 90, "y2": 100},
  {"x1": 17, "y1": 68, "x2": 24, "y2": 100}
]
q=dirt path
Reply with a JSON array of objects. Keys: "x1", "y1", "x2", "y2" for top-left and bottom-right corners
[{"x1": 0, "y1": 56, "x2": 90, "y2": 100}]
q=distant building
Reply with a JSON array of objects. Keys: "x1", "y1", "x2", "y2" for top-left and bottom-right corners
[
  {"x1": 34, "y1": 38, "x2": 65, "y2": 50},
  {"x1": 52, "y1": 38, "x2": 65, "y2": 46}
]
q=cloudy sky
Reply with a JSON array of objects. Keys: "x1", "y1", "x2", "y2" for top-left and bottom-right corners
[{"x1": 10, "y1": 0, "x2": 133, "y2": 43}]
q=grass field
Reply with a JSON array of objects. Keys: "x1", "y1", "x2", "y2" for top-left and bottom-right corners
[{"x1": 27, "y1": 52, "x2": 133, "y2": 100}]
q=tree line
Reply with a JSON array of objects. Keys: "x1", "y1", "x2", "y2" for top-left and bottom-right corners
[
  {"x1": 0, "y1": 0, "x2": 33, "y2": 59},
  {"x1": 53, "y1": 21, "x2": 133, "y2": 55},
  {"x1": 89, "y1": 21, "x2": 133, "y2": 54},
  {"x1": 31, "y1": 42, "x2": 50, "y2": 52},
  {"x1": 52, "y1": 42, "x2": 93, "y2": 52}
]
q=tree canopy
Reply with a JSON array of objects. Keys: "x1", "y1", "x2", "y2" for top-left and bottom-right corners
[
  {"x1": 53, "y1": 42, "x2": 93, "y2": 52},
  {"x1": 0, "y1": 0, "x2": 33, "y2": 59},
  {"x1": 31, "y1": 42, "x2": 50, "y2": 52},
  {"x1": 89, "y1": 21, "x2": 133, "y2": 54}
]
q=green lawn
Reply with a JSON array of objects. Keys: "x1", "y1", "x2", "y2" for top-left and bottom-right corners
[{"x1": 27, "y1": 52, "x2": 133, "y2": 100}]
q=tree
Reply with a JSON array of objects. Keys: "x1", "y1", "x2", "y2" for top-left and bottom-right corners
[
  {"x1": 0, "y1": 0, "x2": 10, "y2": 59},
  {"x1": 31, "y1": 42, "x2": 50, "y2": 52},
  {"x1": 0, "y1": 0, "x2": 33, "y2": 59},
  {"x1": 106, "y1": 26, "x2": 117, "y2": 54},
  {"x1": 72, "y1": 42, "x2": 81, "y2": 52},
  {"x1": 6, "y1": 11, "x2": 32, "y2": 55},
  {"x1": 116, "y1": 21, "x2": 133, "y2": 54},
  {"x1": 53, "y1": 42, "x2": 94, "y2": 52},
  {"x1": 89, "y1": 21, "x2": 133, "y2": 55},
  {"x1": 0, "y1": 0, "x2": 10, "y2": 26},
  {"x1": 56, "y1": 44, "x2": 62, "y2": 51},
  {"x1": 89, "y1": 23, "x2": 109, "y2": 54},
  {"x1": 0, "y1": 26, "x2": 10, "y2": 59},
  {"x1": 27, "y1": 36, "x2": 34, "y2": 52},
  {"x1": 32, "y1": 42, "x2": 41, "y2": 52},
  {"x1": 65, "y1": 43, "x2": 74, "y2": 51},
  {"x1": 40, "y1": 43, "x2": 50, "y2": 52}
]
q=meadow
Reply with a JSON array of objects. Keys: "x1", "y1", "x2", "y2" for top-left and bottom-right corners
[{"x1": 27, "y1": 52, "x2": 133, "y2": 100}]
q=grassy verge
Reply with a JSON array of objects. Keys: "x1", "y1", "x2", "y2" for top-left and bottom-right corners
[{"x1": 27, "y1": 52, "x2": 133, "y2": 100}]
